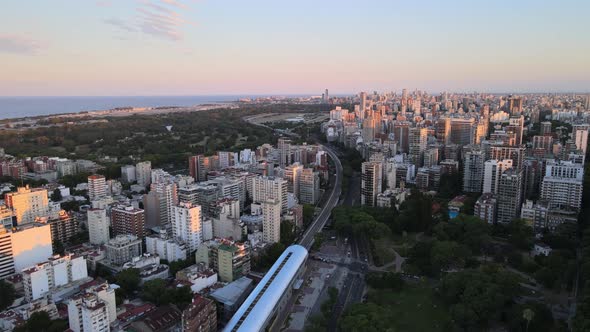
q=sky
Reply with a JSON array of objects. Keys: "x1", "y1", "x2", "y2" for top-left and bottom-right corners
[{"x1": 1, "y1": 0, "x2": 589, "y2": 96}]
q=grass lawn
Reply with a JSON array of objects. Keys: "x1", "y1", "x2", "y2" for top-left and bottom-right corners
[
  {"x1": 372, "y1": 232, "x2": 417, "y2": 265},
  {"x1": 368, "y1": 283, "x2": 451, "y2": 332}
]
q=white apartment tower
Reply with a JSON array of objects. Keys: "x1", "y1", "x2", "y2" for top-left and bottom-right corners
[
  {"x1": 483, "y1": 159, "x2": 514, "y2": 194},
  {"x1": 87, "y1": 175, "x2": 107, "y2": 202},
  {"x1": 172, "y1": 203, "x2": 203, "y2": 252},
  {"x1": 251, "y1": 176, "x2": 288, "y2": 213},
  {"x1": 87, "y1": 208, "x2": 110, "y2": 245},
  {"x1": 540, "y1": 160, "x2": 584, "y2": 210},
  {"x1": 5, "y1": 186, "x2": 49, "y2": 225}
]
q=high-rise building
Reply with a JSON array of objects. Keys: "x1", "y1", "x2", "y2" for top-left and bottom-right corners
[
  {"x1": 462, "y1": 148, "x2": 485, "y2": 193},
  {"x1": 483, "y1": 159, "x2": 513, "y2": 194},
  {"x1": 146, "y1": 229, "x2": 187, "y2": 262},
  {"x1": 149, "y1": 182, "x2": 178, "y2": 228},
  {"x1": 508, "y1": 96, "x2": 523, "y2": 115},
  {"x1": 450, "y1": 118, "x2": 475, "y2": 146},
  {"x1": 88, "y1": 175, "x2": 107, "y2": 201},
  {"x1": 0, "y1": 223, "x2": 53, "y2": 277},
  {"x1": 135, "y1": 161, "x2": 152, "y2": 187},
  {"x1": 361, "y1": 162, "x2": 383, "y2": 207},
  {"x1": 532, "y1": 136, "x2": 553, "y2": 153},
  {"x1": 506, "y1": 116, "x2": 524, "y2": 146},
  {"x1": 360, "y1": 91, "x2": 367, "y2": 119},
  {"x1": 211, "y1": 199, "x2": 244, "y2": 240},
  {"x1": 435, "y1": 117, "x2": 451, "y2": 144},
  {"x1": 22, "y1": 254, "x2": 88, "y2": 301},
  {"x1": 0, "y1": 204, "x2": 13, "y2": 228},
  {"x1": 172, "y1": 203, "x2": 203, "y2": 252},
  {"x1": 540, "y1": 121, "x2": 552, "y2": 136},
  {"x1": 277, "y1": 138, "x2": 293, "y2": 167},
  {"x1": 111, "y1": 205, "x2": 146, "y2": 239},
  {"x1": 120, "y1": 165, "x2": 136, "y2": 183},
  {"x1": 262, "y1": 199, "x2": 281, "y2": 244},
  {"x1": 68, "y1": 281, "x2": 116, "y2": 332},
  {"x1": 423, "y1": 148, "x2": 439, "y2": 168},
  {"x1": 216, "y1": 242, "x2": 251, "y2": 282},
  {"x1": 87, "y1": 208, "x2": 110, "y2": 245},
  {"x1": 40, "y1": 211, "x2": 78, "y2": 251},
  {"x1": 489, "y1": 146, "x2": 525, "y2": 169},
  {"x1": 218, "y1": 151, "x2": 237, "y2": 169},
  {"x1": 284, "y1": 163, "x2": 303, "y2": 198},
  {"x1": 5, "y1": 186, "x2": 49, "y2": 225},
  {"x1": 540, "y1": 160, "x2": 584, "y2": 210},
  {"x1": 393, "y1": 122, "x2": 410, "y2": 153},
  {"x1": 573, "y1": 124, "x2": 589, "y2": 155},
  {"x1": 299, "y1": 168, "x2": 320, "y2": 205},
  {"x1": 251, "y1": 176, "x2": 288, "y2": 213},
  {"x1": 408, "y1": 127, "x2": 427, "y2": 167},
  {"x1": 189, "y1": 154, "x2": 213, "y2": 182},
  {"x1": 496, "y1": 169, "x2": 523, "y2": 223},
  {"x1": 105, "y1": 234, "x2": 142, "y2": 266}
]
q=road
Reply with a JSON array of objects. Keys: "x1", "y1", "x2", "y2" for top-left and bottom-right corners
[{"x1": 298, "y1": 144, "x2": 343, "y2": 249}]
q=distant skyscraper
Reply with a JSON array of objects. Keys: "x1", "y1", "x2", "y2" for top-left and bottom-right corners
[
  {"x1": 360, "y1": 91, "x2": 367, "y2": 117},
  {"x1": 496, "y1": 169, "x2": 523, "y2": 223},
  {"x1": 262, "y1": 199, "x2": 281, "y2": 244},
  {"x1": 361, "y1": 162, "x2": 383, "y2": 207}
]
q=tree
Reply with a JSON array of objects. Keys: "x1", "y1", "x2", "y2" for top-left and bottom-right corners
[
  {"x1": 13, "y1": 311, "x2": 68, "y2": 332},
  {"x1": 508, "y1": 219, "x2": 534, "y2": 250},
  {"x1": 50, "y1": 188, "x2": 62, "y2": 201},
  {"x1": 0, "y1": 280, "x2": 15, "y2": 311},
  {"x1": 523, "y1": 308, "x2": 535, "y2": 332},
  {"x1": 115, "y1": 268, "x2": 140, "y2": 296},
  {"x1": 280, "y1": 220, "x2": 296, "y2": 246},
  {"x1": 303, "y1": 204, "x2": 315, "y2": 227}
]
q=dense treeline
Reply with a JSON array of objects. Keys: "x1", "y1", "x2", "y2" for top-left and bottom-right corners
[{"x1": 0, "y1": 104, "x2": 327, "y2": 169}]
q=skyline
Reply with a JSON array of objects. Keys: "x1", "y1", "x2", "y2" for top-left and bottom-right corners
[{"x1": 1, "y1": 0, "x2": 590, "y2": 96}]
